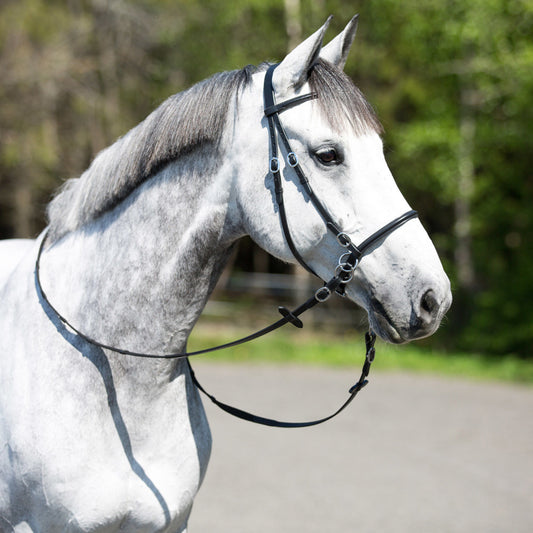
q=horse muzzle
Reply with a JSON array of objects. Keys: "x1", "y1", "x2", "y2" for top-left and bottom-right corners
[{"x1": 367, "y1": 281, "x2": 453, "y2": 344}]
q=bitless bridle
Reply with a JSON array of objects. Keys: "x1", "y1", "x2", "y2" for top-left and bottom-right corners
[{"x1": 35, "y1": 64, "x2": 418, "y2": 428}]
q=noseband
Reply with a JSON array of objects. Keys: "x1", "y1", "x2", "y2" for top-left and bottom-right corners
[{"x1": 35, "y1": 64, "x2": 418, "y2": 428}]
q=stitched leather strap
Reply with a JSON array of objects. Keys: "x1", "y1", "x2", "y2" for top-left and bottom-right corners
[
  {"x1": 264, "y1": 66, "x2": 358, "y2": 269},
  {"x1": 263, "y1": 66, "x2": 318, "y2": 276},
  {"x1": 264, "y1": 93, "x2": 318, "y2": 117}
]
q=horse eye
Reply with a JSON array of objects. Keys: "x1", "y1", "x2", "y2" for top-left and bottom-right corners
[{"x1": 315, "y1": 148, "x2": 339, "y2": 165}]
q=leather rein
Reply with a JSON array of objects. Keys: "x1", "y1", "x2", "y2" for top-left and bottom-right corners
[{"x1": 35, "y1": 64, "x2": 418, "y2": 428}]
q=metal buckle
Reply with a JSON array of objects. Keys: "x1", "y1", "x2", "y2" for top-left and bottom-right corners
[
  {"x1": 270, "y1": 157, "x2": 280, "y2": 173},
  {"x1": 336, "y1": 232, "x2": 352, "y2": 247},
  {"x1": 314, "y1": 286, "x2": 331, "y2": 302},
  {"x1": 333, "y1": 252, "x2": 358, "y2": 285},
  {"x1": 287, "y1": 152, "x2": 298, "y2": 167}
]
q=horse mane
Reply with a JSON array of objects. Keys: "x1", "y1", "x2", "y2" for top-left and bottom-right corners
[
  {"x1": 46, "y1": 66, "x2": 257, "y2": 241},
  {"x1": 46, "y1": 60, "x2": 381, "y2": 241}
]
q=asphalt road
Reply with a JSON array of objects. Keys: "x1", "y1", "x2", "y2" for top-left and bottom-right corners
[{"x1": 188, "y1": 362, "x2": 533, "y2": 533}]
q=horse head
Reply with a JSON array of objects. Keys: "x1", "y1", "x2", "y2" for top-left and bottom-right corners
[{"x1": 233, "y1": 16, "x2": 452, "y2": 343}]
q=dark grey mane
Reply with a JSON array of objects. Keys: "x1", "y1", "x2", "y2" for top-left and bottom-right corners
[
  {"x1": 47, "y1": 66, "x2": 256, "y2": 241},
  {"x1": 46, "y1": 59, "x2": 380, "y2": 241}
]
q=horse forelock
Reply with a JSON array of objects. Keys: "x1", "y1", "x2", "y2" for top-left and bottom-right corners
[
  {"x1": 46, "y1": 66, "x2": 257, "y2": 241},
  {"x1": 309, "y1": 59, "x2": 383, "y2": 136}
]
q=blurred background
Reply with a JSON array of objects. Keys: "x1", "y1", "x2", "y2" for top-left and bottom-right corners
[{"x1": 0, "y1": 0, "x2": 531, "y2": 358}]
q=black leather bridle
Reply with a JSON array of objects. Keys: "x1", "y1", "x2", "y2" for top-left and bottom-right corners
[
  {"x1": 35, "y1": 63, "x2": 418, "y2": 428},
  {"x1": 263, "y1": 64, "x2": 418, "y2": 292}
]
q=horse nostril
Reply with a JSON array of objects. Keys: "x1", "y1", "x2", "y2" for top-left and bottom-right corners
[
  {"x1": 420, "y1": 289, "x2": 438, "y2": 318},
  {"x1": 407, "y1": 285, "x2": 451, "y2": 340},
  {"x1": 409, "y1": 289, "x2": 441, "y2": 338}
]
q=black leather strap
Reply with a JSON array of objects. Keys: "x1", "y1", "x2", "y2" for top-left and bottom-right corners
[
  {"x1": 263, "y1": 65, "x2": 318, "y2": 276},
  {"x1": 356, "y1": 209, "x2": 418, "y2": 254},
  {"x1": 189, "y1": 331, "x2": 377, "y2": 428},
  {"x1": 264, "y1": 93, "x2": 318, "y2": 117},
  {"x1": 35, "y1": 232, "x2": 346, "y2": 359},
  {"x1": 263, "y1": 64, "x2": 400, "y2": 277}
]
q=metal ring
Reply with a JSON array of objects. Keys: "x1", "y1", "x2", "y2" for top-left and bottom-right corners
[
  {"x1": 340, "y1": 270, "x2": 354, "y2": 283},
  {"x1": 335, "y1": 265, "x2": 354, "y2": 283},
  {"x1": 337, "y1": 260, "x2": 354, "y2": 273},
  {"x1": 314, "y1": 286, "x2": 331, "y2": 303},
  {"x1": 270, "y1": 157, "x2": 280, "y2": 173},
  {"x1": 287, "y1": 152, "x2": 299, "y2": 167},
  {"x1": 336, "y1": 232, "x2": 352, "y2": 248},
  {"x1": 339, "y1": 252, "x2": 359, "y2": 270}
]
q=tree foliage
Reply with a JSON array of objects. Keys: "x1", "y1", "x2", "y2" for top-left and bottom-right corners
[{"x1": 1, "y1": 0, "x2": 531, "y2": 355}]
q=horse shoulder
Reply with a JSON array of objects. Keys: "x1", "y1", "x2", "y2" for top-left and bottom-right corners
[{"x1": 0, "y1": 245, "x2": 208, "y2": 531}]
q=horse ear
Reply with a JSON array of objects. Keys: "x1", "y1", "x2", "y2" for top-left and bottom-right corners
[
  {"x1": 319, "y1": 15, "x2": 359, "y2": 70},
  {"x1": 273, "y1": 16, "x2": 332, "y2": 94}
]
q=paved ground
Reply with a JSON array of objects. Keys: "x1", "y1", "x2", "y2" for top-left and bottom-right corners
[{"x1": 188, "y1": 362, "x2": 533, "y2": 533}]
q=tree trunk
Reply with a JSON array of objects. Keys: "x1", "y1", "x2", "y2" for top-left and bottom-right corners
[
  {"x1": 284, "y1": 0, "x2": 302, "y2": 52},
  {"x1": 454, "y1": 86, "x2": 476, "y2": 290}
]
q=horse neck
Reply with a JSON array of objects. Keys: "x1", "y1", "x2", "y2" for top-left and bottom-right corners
[{"x1": 41, "y1": 159, "x2": 238, "y2": 381}]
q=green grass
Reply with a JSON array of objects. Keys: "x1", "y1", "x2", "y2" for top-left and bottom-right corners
[{"x1": 188, "y1": 324, "x2": 533, "y2": 385}]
